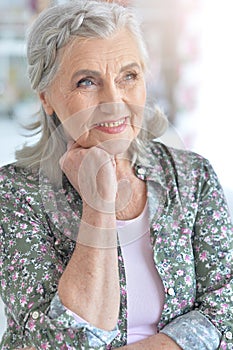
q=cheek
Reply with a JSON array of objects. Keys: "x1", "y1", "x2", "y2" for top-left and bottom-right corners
[
  {"x1": 129, "y1": 96, "x2": 145, "y2": 131},
  {"x1": 63, "y1": 94, "x2": 98, "y2": 120},
  {"x1": 60, "y1": 104, "x2": 97, "y2": 141},
  {"x1": 51, "y1": 94, "x2": 91, "y2": 134},
  {"x1": 137, "y1": 83, "x2": 147, "y2": 104},
  {"x1": 133, "y1": 121, "x2": 143, "y2": 139},
  {"x1": 125, "y1": 84, "x2": 147, "y2": 112}
]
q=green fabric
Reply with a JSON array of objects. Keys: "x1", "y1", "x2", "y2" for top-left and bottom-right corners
[{"x1": 0, "y1": 141, "x2": 232, "y2": 349}]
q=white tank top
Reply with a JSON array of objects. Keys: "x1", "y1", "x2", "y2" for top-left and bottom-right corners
[{"x1": 117, "y1": 202, "x2": 165, "y2": 344}]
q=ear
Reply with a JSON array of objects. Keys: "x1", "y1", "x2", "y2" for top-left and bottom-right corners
[{"x1": 39, "y1": 92, "x2": 54, "y2": 116}]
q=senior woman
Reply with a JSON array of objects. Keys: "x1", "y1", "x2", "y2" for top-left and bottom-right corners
[{"x1": 0, "y1": 1, "x2": 233, "y2": 349}]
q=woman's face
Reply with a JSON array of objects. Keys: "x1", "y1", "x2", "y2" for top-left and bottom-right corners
[{"x1": 40, "y1": 29, "x2": 147, "y2": 155}]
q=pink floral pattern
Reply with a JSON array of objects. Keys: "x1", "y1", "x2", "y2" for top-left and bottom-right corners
[{"x1": 0, "y1": 141, "x2": 232, "y2": 349}]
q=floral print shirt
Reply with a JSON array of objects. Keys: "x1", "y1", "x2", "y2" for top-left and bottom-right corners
[{"x1": 0, "y1": 141, "x2": 233, "y2": 350}]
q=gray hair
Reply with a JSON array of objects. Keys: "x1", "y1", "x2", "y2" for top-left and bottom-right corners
[
  {"x1": 16, "y1": 0, "x2": 168, "y2": 176},
  {"x1": 27, "y1": 0, "x2": 149, "y2": 92}
]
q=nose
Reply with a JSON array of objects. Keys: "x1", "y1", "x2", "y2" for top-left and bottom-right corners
[
  {"x1": 98, "y1": 82, "x2": 128, "y2": 115},
  {"x1": 99, "y1": 101, "x2": 129, "y2": 116}
]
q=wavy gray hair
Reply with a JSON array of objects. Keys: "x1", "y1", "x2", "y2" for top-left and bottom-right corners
[{"x1": 16, "y1": 0, "x2": 168, "y2": 175}]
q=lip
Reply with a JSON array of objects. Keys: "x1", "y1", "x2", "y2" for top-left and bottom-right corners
[{"x1": 93, "y1": 117, "x2": 128, "y2": 134}]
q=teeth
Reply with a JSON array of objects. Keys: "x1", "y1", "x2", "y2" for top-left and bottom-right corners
[{"x1": 97, "y1": 118, "x2": 125, "y2": 128}]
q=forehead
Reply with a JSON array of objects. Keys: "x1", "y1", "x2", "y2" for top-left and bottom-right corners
[{"x1": 58, "y1": 29, "x2": 143, "y2": 71}]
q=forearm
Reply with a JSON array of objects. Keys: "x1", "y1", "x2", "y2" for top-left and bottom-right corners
[
  {"x1": 58, "y1": 205, "x2": 120, "y2": 331},
  {"x1": 116, "y1": 333, "x2": 181, "y2": 350}
]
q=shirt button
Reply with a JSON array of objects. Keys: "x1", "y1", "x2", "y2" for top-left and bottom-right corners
[
  {"x1": 226, "y1": 331, "x2": 233, "y2": 340},
  {"x1": 137, "y1": 167, "x2": 146, "y2": 175},
  {"x1": 167, "y1": 287, "x2": 175, "y2": 296},
  {"x1": 31, "y1": 311, "x2": 40, "y2": 320}
]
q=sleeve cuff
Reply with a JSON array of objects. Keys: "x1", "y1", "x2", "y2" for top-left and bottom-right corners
[
  {"x1": 48, "y1": 292, "x2": 119, "y2": 347},
  {"x1": 160, "y1": 310, "x2": 222, "y2": 350}
]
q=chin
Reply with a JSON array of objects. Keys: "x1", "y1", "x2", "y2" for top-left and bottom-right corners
[
  {"x1": 99, "y1": 139, "x2": 132, "y2": 155},
  {"x1": 77, "y1": 132, "x2": 135, "y2": 155}
]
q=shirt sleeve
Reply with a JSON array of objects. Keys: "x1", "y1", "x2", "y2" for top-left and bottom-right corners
[
  {"x1": 49, "y1": 292, "x2": 118, "y2": 347},
  {"x1": 0, "y1": 166, "x2": 119, "y2": 349},
  {"x1": 163, "y1": 157, "x2": 233, "y2": 350},
  {"x1": 160, "y1": 310, "x2": 221, "y2": 350}
]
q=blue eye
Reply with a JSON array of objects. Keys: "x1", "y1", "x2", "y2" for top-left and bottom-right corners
[
  {"x1": 124, "y1": 72, "x2": 138, "y2": 81},
  {"x1": 125, "y1": 74, "x2": 133, "y2": 80},
  {"x1": 76, "y1": 78, "x2": 94, "y2": 87}
]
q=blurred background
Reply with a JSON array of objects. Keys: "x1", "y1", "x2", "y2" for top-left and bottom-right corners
[{"x1": 0, "y1": 0, "x2": 233, "y2": 340}]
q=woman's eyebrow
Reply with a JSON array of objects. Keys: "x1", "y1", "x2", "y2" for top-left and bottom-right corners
[
  {"x1": 71, "y1": 63, "x2": 141, "y2": 81},
  {"x1": 71, "y1": 69, "x2": 101, "y2": 81},
  {"x1": 119, "y1": 62, "x2": 141, "y2": 72}
]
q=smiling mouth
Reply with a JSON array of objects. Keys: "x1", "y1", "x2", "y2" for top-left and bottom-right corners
[{"x1": 95, "y1": 117, "x2": 127, "y2": 128}]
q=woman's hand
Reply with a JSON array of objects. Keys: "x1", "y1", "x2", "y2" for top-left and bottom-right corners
[{"x1": 60, "y1": 142, "x2": 117, "y2": 213}]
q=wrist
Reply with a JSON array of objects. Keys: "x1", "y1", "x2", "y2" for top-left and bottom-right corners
[
  {"x1": 82, "y1": 196, "x2": 116, "y2": 216},
  {"x1": 78, "y1": 204, "x2": 117, "y2": 248},
  {"x1": 82, "y1": 202, "x2": 116, "y2": 224}
]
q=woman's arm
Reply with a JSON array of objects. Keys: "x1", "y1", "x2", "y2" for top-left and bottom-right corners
[
  {"x1": 58, "y1": 205, "x2": 120, "y2": 330},
  {"x1": 58, "y1": 144, "x2": 120, "y2": 331},
  {"x1": 117, "y1": 333, "x2": 181, "y2": 350}
]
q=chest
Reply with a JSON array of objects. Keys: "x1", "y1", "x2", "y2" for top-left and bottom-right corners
[{"x1": 116, "y1": 176, "x2": 147, "y2": 220}]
